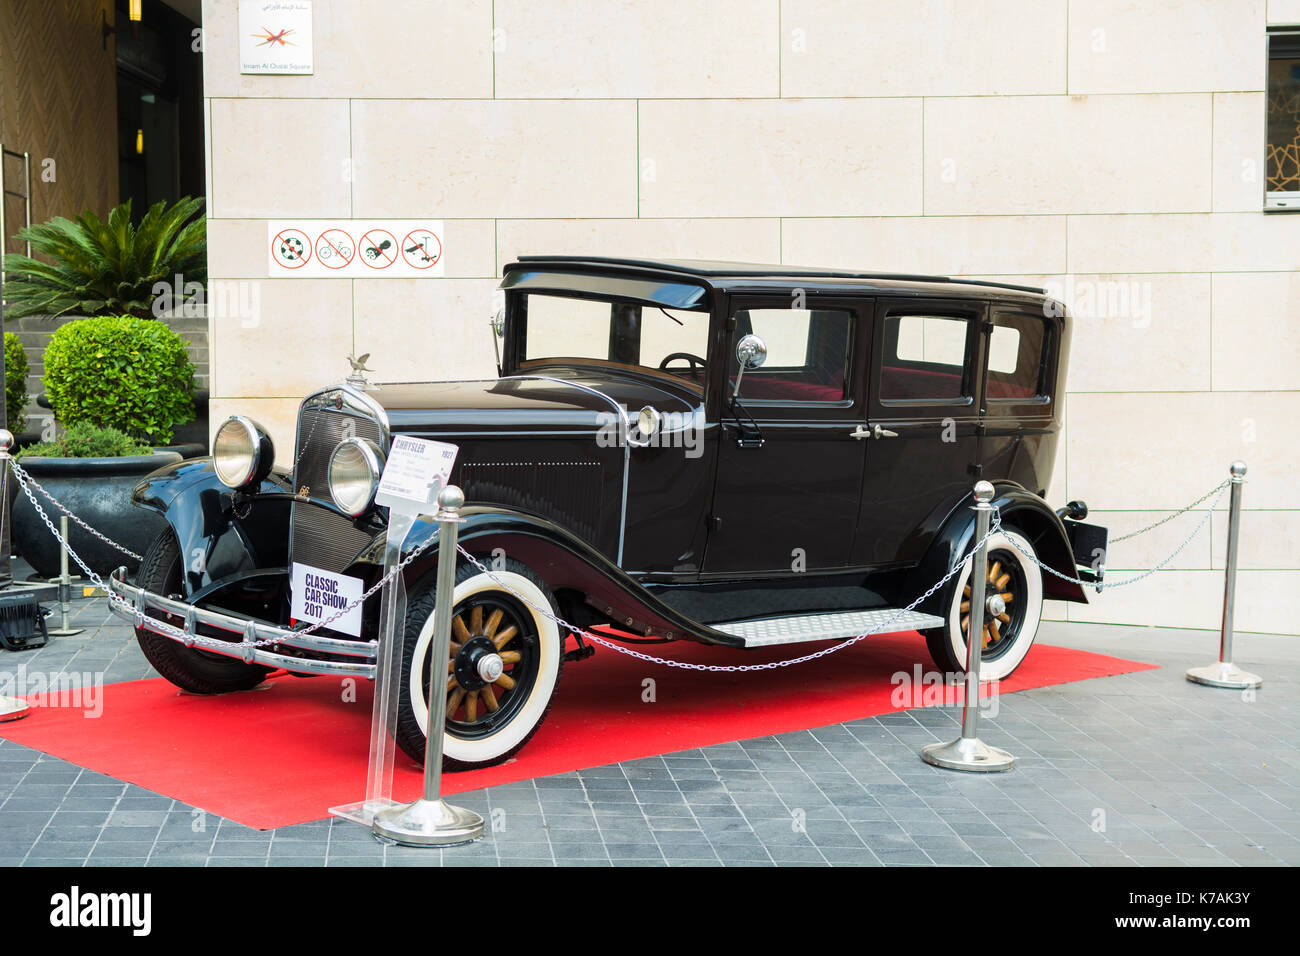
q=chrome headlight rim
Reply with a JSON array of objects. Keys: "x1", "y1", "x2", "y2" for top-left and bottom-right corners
[
  {"x1": 213, "y1": 415, "x2": 271, "y2": 490},
  {"x1": 327, "y1": 437, "x2": 386, "y2": 517}
]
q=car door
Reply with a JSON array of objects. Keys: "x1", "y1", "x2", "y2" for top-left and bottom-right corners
[
  {"x1": 852, "y1": 298, "x2": 987, "y2": 568},
  {"x1": 701, "y1": 294, "x2": 871, "y2": 575}
]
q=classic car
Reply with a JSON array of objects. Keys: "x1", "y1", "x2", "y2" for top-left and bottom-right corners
[{"x1": 111, "y1": 256, "x2": 1107, "y2": 770}]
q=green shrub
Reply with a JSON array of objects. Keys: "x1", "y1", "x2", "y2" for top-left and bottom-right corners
[
  {"x1": 43, "y1": 315, "x2": 195, "y2": 444},
  {"x1": 15, "y1": 422, "x2": 151, "y2": 460},
  {"x1": 5, "y1": 332, "x2": 29, "y2": 429},
  {"x1": 0, "y1": 196, "x2": 205, "y2": 319}
]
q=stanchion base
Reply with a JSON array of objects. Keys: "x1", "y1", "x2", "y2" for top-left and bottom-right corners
[
  {"x1": 371, "y1": 797, "x2": 484, "y2": 847},
  {"x1": 0, "y1": 696, "x2": 31, "y2": 722},
  {"x1": 921, "y1": 736, "x2": 1015, "y2": 772},
  {"x1": 1186, "y1": 662, "x2": 1262, "y2": 689},
  {"x1": 47, "y1": 628, "x2": 84, "y2": 637}
]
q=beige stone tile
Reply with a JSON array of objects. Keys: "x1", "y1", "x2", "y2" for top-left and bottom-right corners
[
  {"x1": 1066, "y1": 391, "x2": 1300, "y2": 510},
  {"x1": 495, "y1": 219, "x2": 781, "y2": 273},
  {"x1": 494, "y1": 0, "x2": 778, "y2": 98},
  {"x1": 1067, "y1": 213, "x2": 1300, "y2": 272},
  {"x1": 1067, "y1": 0, "x2": 1265, "y2": 94},
  {"x1": 353, "y1": 279, "x2": 500, "y2": 383},
  {"x1": 351, "y1": 100, "x2": 637, "y2": 219},
  {"x1": 1064, "y1": 569, "x2": 1221, "y2": 630},
  {"x1": 781, "y1": 217, "x2": 1067, "y2": 276},
  {"x1": 1062, "y1": 273, "x2": 1212, "y2": 392},
  {"x1": 1210, "y1": 272, "x2": 1300, "y2": 391},
  {"x1": 1270, "y1": 0, "x2": 1300, "y2": 22},
  {"x1": 202, "y1": 0, "x2": 492, "y2": 98},
  {"x1": 210, "y1": 280, "x2": 352, "y2": 399},
  {"x1": 209, "y1": 99, "x2": 352, "y2": 218},
  {"x1": 925, "y1": 94, "x2": 1212, "y2": 215},
  {"x1": 1211, "y1": 510, "x2": 1300, "y2": 569},
  {"x1": 207, "y1": 398, "x2": 301, "y2": 469},
  {"x1": 780, "y1": 0, "x2": 1066, "y2": 96},
  {"x1": 1233, "y1": 570, "x2": 1300, "y2": 634},
  {"x1": 1085, "y1": 510, "x2": 1215, "y2": 570},
  {"x1": 638, "y1": 99, "x2": 922, "y2": 218},
  {"x1": 1213, "y1": 93, "x2": 1268, "y2": 212}
]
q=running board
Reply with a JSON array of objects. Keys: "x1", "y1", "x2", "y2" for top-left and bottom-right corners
[{"x1": 714, "y1": 608, "x2": 946, "y2": 648}]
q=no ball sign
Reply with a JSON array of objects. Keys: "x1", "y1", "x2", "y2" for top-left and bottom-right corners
[{"x1": 268, "y1": 220, "x2": 444, "y2": 277}]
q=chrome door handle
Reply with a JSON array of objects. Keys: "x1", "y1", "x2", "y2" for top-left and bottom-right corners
[{"x1": 852, "y1": 424, "x2": 899, "y2": 440}]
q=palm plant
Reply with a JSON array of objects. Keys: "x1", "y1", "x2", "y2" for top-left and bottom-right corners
[{"x1": 1, "y1": 196, "x2": 205, "y2": 319}]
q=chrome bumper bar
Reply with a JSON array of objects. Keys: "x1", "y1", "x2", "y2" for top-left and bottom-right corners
[{"x1": 108, "y1": 568, "x2": 378, "y2": 679}]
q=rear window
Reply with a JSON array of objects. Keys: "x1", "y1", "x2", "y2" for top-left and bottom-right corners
[{"x1": 987, "y1": 313, "x2": 1048, "y2": 401}]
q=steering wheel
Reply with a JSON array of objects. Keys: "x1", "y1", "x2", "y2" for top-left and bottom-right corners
[{"x1": 659, "y1": 352, "x2": 707, "y2": 381}]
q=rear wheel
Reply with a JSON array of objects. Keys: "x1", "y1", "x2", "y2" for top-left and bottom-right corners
[
  {"x1": 133, "y1": 528, "x2": 271, "y2": 693},
  {"x1": 396, "y1": 558, "x2": 563, "y2": 771},
  {"x1": 923, "y1": 526, "x2": 1043, "y2": 681}
]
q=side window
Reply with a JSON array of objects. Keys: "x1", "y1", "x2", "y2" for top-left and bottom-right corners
[
  {"x1": 987, "y1": 313, "x2": 1048, "y2": 402},
  {"x1": 880, "y1": 313, "x2": 971, "y2": 402},
  {"x1": 730, "y1": 306, "x2": 852, "y2": 403}
]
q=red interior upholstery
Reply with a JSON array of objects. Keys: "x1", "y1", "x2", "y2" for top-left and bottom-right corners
[
  {"x1": 880, "y1": 366, "x2": 1037, "y2": 401},
  {"x1": 742, "y1": 377, "x2": 843, "y2": 401}
]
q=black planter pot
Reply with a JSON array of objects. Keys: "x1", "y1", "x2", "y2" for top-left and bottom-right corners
[{"x1": 10, "y1": 451, "x2": 181, "y2": 579}]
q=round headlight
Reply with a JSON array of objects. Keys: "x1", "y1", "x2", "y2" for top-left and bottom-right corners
[
  {"x1": 328, "y1": 438, "x2": 385, "y2": 517},
  {"x1": 636, "y1": 405, "x2": 661, "y2": 438},
  {"x1": 213, "y1": 416, "x2": 273, "y2": 489}
]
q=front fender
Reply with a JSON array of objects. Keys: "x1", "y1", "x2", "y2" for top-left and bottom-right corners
[
  {"x1": 132, "y1": 457, "x2": 293, "y2": 597},
  {"x1": 348, "y1": 505, "x2": 746, "y2": 647},
  {"x1": 906, "y1": 482, "x2": 1088, "y2": 613}
]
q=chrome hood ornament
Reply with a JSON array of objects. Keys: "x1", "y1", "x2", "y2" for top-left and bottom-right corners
[{"x1": 346, "y1": 352, "x2": 374, "y2": 389}]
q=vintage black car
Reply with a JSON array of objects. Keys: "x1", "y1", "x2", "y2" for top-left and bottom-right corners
[{"x1": 112, "y1": 256, "x2": 1106, "y2": 770}]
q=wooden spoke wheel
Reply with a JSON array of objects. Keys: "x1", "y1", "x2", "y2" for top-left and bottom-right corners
[
  {"x1": 923, "y1": 526, "x2": 1044, "y2": 681},
  {"x1": 397, "y1": 558, "x2": 563, "y2": 771}
]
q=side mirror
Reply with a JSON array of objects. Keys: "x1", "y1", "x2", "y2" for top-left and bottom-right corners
[{"x1": 732, "y1": 333, "x2": 767, "y2": 398}]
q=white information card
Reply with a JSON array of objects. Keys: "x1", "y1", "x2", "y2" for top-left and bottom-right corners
[{"x1": 376, "y1": 436, "x2": 459, "y2": 514}]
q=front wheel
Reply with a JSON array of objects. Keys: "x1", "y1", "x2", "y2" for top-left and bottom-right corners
[
  {"x1": 922, "y1": 526, "x2": 1043, "y2": 681},
  {"x1": 395, "y1": 558, "x2": 563, "y2": 771}
]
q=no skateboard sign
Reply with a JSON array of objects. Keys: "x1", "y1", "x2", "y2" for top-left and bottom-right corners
[{"x1": 268, "y1": 220, "x2": 445, "y2": 277}]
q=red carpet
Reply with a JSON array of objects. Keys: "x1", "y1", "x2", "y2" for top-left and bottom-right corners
[{"x1": 0, "y1": 632, "x2": 1155, "y2": 829}]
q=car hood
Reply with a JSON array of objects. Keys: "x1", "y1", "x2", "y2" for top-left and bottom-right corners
[{"x1": 373, "y1": 369, "x2": 701, "y2": 436}]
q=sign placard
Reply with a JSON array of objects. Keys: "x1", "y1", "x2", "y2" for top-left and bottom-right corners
[
  {"x1": 267, "y1": 221, "x2": 445, "y2": 277},
  {"x1": 239, "y1": 1, "x2": 314, "y2": 75},
  {"x1": 376, "y1": 437, "x2": 459, "y2": 514},
  {"x1": 291, "y1": 563, "x2": 363, "y2": 637}
]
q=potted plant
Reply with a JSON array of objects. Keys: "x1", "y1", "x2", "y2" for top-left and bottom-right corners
[
  {"x1": 9, "y1": 315, "x2": 197, "y2": 577},
  {"x1": 5, "y1": 331, "x2": 32, "y2": 443}
]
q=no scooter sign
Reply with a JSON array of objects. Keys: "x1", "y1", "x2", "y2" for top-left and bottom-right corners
[{"x1": 268, "y1": 220, "x2": 444, "y2": 277}]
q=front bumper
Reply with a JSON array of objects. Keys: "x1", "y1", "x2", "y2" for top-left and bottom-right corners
[{"x1": 108, "y1": 567, "x2": 378, "y2": 678}]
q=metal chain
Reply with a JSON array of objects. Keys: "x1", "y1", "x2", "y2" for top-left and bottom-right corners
[
  {"x1": 5, "y1": 458, "x2": 427, "y2": 651},
  {"x1": 457, "y1": 510, "x2": 1004, "y2": 673},
  {"x1": 1109, "y1": 478, "x2": 1231, "y2": 542},
  {"x1": 10, "y1": 458, "x2": 144, "y2": 561},
  {"x1": 1003, "y1": 481, "x2": 1230, "y2": 591}
]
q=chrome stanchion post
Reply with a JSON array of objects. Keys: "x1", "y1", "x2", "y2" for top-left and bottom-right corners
[
  {"x1": 921, "y1": 481, "x2": 1014, "y2": 772},
  {"x1": 46, "y1": 515, "x2": 84, "y2": 637},
  {"x1": 0, "y1": 431, "x2": 31, "y2": 722},
  {"x1": 372, "y1": 485, "x2": 484, "y2": 846},
  {"x1": 1187, "y1": 461, "x2": 1261, "y2": 689}
]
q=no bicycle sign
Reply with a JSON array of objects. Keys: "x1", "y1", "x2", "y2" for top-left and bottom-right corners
[{"x1": 267, "y1": 220, "x2": 444, "y2": 277}]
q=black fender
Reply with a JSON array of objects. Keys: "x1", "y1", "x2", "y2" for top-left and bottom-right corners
[
  {"x1": 906, "y1": 481, "x2": 1088, "y2": 615},
  {"x1": 348, "y1": 505, "x2": 748, "y2": 648},
  {"x1": 131, "y1": 457, "x2": 294, "y2": 599}
]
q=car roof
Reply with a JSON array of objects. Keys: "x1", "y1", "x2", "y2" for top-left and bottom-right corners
[{"x1": 510, "y1": 255, "x2": 1056, "y2": 306}]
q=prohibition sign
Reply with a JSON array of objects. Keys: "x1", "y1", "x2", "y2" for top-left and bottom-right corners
[
  {"x1": 401, "y1": 228, "x2": 442, "y2": 269},
  {"x1": 272, "y1": 228, "x2": 311, "y2": 269},
  {"x1": 359, "y1": 228, "x2": 398, "y2": 269},
  {"x1": 315, "y1": 228, "x2": 355, "y2": 269}
]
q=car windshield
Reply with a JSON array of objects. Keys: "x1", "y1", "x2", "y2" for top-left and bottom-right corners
[{"x1": 519, "y1": 292, "x2": 710, "y2": 383}]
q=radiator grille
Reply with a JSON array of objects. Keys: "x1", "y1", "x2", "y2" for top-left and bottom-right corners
[{"x1": 289, "y1": 393, "x2": 386, "y2": 574}]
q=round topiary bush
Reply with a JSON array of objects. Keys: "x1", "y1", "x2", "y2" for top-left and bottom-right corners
[
  {"x1": 5, "y1": 331, "x2": 29, "y2": 429},
  {"x1": 43, "y1": 315, "x2": 195, "y2": 444}
]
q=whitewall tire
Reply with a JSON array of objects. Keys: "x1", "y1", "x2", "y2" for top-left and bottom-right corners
[
  {"x1": 396, "y1": 559, "x2": 563, "y2": 770},
  {"x1": 923, "y1": 527, "x2": 1043, "y2": 681}
]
